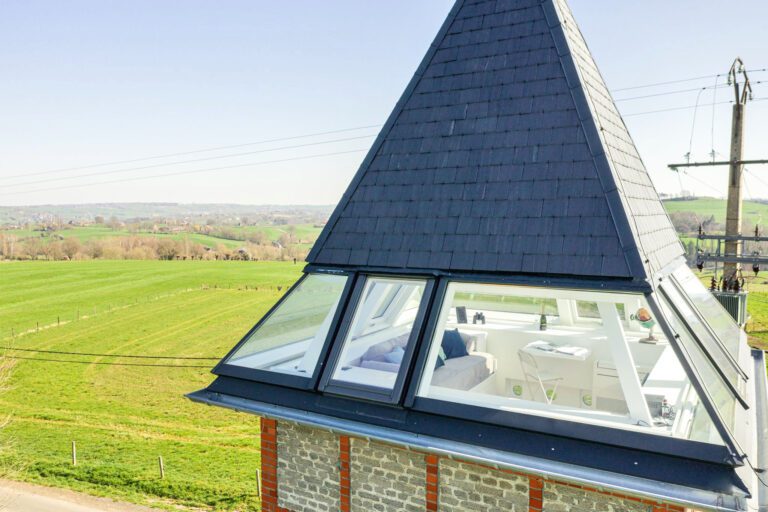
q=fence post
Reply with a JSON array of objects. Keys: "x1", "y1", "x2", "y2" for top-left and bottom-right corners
[
  {"x1": 71, "y1": 441, "x2": 77, "y2": 466},
  {"x1": 158, "y1": 456, "x2": 165, "y2": 479},
  {"x1": 255, "y1": 468, "x2": 261, "y2": 497}
]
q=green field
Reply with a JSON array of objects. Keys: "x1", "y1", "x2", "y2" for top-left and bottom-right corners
[
  {"x1": 0, "y1": 223, "x2": 324, "y2": 251},
  {"x1": 0, "y1": 260, "x2": 303, "y2": 510},
  {"x1": 663, "y1": 197, "x2": 768, "y2": 225}
]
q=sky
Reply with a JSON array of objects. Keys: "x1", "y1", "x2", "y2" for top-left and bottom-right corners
[{"x1": 0, "y1": 0, "x2": 767, "y2": 207}]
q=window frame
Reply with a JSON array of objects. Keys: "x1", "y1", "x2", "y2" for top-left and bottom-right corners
[
  {"x1": 319, "y1": 274, "x2": 435, "y2": 404},
  {"x1": 658, "y1": 284, "x2": 748, "y2": 407},
  {"x1": 645, "y1": 290, "x2": 745, "y2": 462},
  {"x1": 403, "y1": 277, "x2": 742, "y2": 464},
  {"x1": 667, "y1": 274, "x2": 748, "y2": 382},
  {"x1": 409, "y1": 280, "x2": 653, "y2": 421},
  {"x1": 213, "y1": 270, "x2": 357, "y2": 390}
]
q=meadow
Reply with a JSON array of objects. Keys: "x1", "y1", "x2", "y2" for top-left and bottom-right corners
[
  {"x1": 663, "y1": 197, "x2": 768, "y2": 225},
  {"x1": 0, "y1": 260, "x2": 303, "y2": 511},
  {"x1": 0, "y1": 223, "x2": 324, "y2": 252}
]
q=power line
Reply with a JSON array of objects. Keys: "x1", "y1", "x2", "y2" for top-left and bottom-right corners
[
  {"x1": 3, "y1": 134, "x2": 376, "y2": 189},
  {"x1": 0, "y1": 148, "x2": 369, "y2": 196},
  {"x1": 615, "y1": 82, "x2": 731, "y2": 102},
  {"x1": 0, "y1": 124, "x2": 382, "y2": 182},
  {"x1": 2, "y1": 346, "x2": 219, "y2": 360},
  {"x1": 612, "y1": 68, "x2": 766, "y2": 92},
  {"x1": 2, "y1": 354, "x2": 211, "y2": 368},
  {"x1": 623, "y1": 97, "x2": 768, "y2": 118}
]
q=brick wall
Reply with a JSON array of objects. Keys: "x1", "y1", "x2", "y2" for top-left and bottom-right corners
[{"x1": 259, "y1": 418, "x2": 697, "y2": 512}]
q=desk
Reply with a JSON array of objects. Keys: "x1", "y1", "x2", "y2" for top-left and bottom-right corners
[{"x1": 522, "y1": 340, "x2": 592, "y2": 361}]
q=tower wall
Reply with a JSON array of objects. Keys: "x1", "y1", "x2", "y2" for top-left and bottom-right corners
[{"x1": 260, "y1": 417, "x2": 696, "y2": 512}]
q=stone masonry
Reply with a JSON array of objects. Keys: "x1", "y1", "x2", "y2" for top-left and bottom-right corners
[
  {"x1": 350, "y1": 438, "x2": 426, "y2": 512},
  {"x1": 438, "y1": 459, "x2": 529, "y2": 511},
  {"x1": 277, "y1": 421, "x2": 340, "y2": 512},
  {"x1": 543, "y1": 481, "x2": 656, "y2": 512},
  {"x1": 260, "y1": 418, "x2": 694, "y2": 512}
]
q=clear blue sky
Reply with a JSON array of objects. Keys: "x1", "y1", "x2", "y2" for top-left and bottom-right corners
[{"x1": 0, "y1": 0, "x2": 766, "y2": 206}]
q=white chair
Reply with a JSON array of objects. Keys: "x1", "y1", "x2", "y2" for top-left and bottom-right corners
[{"x1": 518, "y1": 349, "x2": 563, "y2": 405}]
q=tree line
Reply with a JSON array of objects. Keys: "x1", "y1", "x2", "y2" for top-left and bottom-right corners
[{"x1": 0, "y1": 234, "x2": 306, "y2": 262}]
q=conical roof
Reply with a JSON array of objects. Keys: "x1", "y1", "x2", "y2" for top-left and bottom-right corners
[{"x1": 308, "y1": 0, "x2": 681, "y2": 280}]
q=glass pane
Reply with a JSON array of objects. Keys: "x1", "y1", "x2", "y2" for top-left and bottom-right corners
[
  {"x1": 416, "y1": 282, "x2": 725, "y2": 445},
  {"x1": 655, "y1": 293, "x2": 737, "y2": 434},
  {"x1": 660, "y1": 282, "x2": 745, "y2": 396},
  {"x1": 576, "y1": 301, "x2": 625, "y2": 321},
  {"x1": 331, "y1": 277, "x2": 426, "y2": 391},
  {"x1": 671, "y1": 266, "x2": 743, "y2": 359},
  {"x1": 226, "y1": 274, "x2": 347, "y2": 376}
]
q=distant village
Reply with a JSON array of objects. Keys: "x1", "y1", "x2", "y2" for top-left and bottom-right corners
[{"x1": 0, "y1": 204, "x2": 331, "y2": 262}]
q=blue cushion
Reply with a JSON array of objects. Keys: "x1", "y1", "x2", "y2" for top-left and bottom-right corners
[
  {"x1": 384, "y1": 346, "x2": 405, "y2": 364},
  {"x1": 441, "y1": 329, "x2": 468, "y2": 359},
  {"x1": 434, "y1": 354, "x2": 445, "y2": 369}
]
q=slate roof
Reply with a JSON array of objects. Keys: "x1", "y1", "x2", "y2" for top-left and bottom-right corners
[{"x1": 307, "y1": 0, "x2": 682, "y2": 280}]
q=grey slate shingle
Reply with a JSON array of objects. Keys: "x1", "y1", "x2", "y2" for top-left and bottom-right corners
[{"x1": 307, "y1": 0, "x2": 682, "y2": 280}]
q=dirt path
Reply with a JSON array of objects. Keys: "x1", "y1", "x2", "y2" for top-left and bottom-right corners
[{"x1": 0, "y1": 479, "x2": 162, "y2": 512}]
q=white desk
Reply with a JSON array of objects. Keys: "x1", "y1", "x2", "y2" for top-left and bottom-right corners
[{"x1": 522, "y1": 340, "x2": 592, "y2": 361}]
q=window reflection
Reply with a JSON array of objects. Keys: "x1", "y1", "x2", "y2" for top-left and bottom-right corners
[
  {"x1": 226, "y1": 274, "x2": 347, "y2": 377},
  {"x1": 417, "y1": 282, "x2": 724, "y2": 445}
]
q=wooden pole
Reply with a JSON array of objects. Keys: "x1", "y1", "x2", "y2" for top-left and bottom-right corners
[
  {"x1": 255, "y1": 469, "x2": 261, "y2": 497},
  {"x1": 71, "y1": 441, "x2": 77, "y2": 466},
  {"x1": 158, "y1": 456, "x2": 165, "y2": 479},
  {"x1": 725, "y1": 102, "x2": 746, "y2": 277}
]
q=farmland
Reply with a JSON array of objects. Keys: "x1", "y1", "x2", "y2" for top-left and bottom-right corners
[
  {"x1": 0, "y1": 260, "x2": 302, "y2": 511},
  {"x1": 663, "y1": 197, "x2": 768, "y2": 226}
]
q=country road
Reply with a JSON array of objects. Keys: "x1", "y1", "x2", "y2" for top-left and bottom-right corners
[{"x1": 0, "y1": 480, "x2": 161, "y2": 512}]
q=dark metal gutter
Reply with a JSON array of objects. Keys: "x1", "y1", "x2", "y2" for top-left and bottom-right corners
[
  {"x1": 187, "y1": 389, "x2": 747, "y2": 512},
  {"x1": 753, "y1": 349, "x2": 768, "y2": 511}
]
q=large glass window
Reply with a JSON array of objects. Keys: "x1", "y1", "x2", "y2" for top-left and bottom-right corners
[
  {"x1": 329, "y1": 277, "x2": 426, "y2": 393},
  {"x1": 416, "y1": 282, "x2": 724, "y2": 445},
  {"x1": 660, "y1": 282, "x2": 745, "y2": 398},
  {"x1": 671, "y1": 265, "x2": 743, "y2": 360},
  {"x1": 226, "y1": 274, "x2": 348, "y2": 377},
  {"x1": 655, "y1": 292, "x2": 738, "y2": 435}
]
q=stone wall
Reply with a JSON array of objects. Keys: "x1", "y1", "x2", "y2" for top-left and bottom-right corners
[
  {"x1": 543, "y1": 481, "x2": 654, "y2": 512},
  {"x1": 438, "y1": 459, "x2": 529, "y2": 511},
  {"x1": 259, "y1": 418, "x2": 691, "y2": 512},
  {"x1": 276, "y1": 421, "x2": 339, "y2": 512},
  {"x1": 349, "y1": 437, "x2": 426, "y2": 512}
]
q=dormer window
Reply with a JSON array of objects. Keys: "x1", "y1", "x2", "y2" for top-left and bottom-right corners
[
  {"x1": 222, "y1": 273, "x2": 349, "y2": 382},
  {"x1": 320, "y1": 276, "x2": 432, "y2": 403},
  {"x1": 414, "y1": 281, "x2": 725, "y2": 445}
]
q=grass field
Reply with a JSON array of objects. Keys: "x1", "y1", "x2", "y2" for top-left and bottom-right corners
[
  {"x1": 0, "y1": 260, "x2": 303, "y2": 511},
  {"x1": 0, "y1": 223, "x2": 324, "y2": 251},
  {"x1": 663, "y1": 197, "x2": 768, "y2": 225}
]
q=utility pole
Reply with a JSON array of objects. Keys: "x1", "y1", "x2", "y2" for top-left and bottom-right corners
[
  {"x1": 723, "y1": 58, "x2": 752, "y2": 277},
  {"x1": 665, "y1": 59, "x2": 766, "y2": 324}
]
